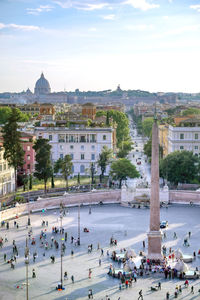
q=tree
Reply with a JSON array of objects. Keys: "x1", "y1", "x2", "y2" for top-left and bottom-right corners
[
  {"x1": 106, "y1": 111, "x2": 110, "y2": 126},
  {"x1": 0, "y1": 107, "x2": 30, "y2": 124},
  {"x1": 182, "y1": 108, "x2": 200, "y2": 116},
  {"x1": 33, "y1": 138, "x2": 52, "y2": 193},
  {"x1": 110, "y1": 158, "x2": 140, "y2": 188},
  {"x1": 117, "y1": 140, "x2": 132, "y2": 158},
  {"x1": 142, "y1": 117, "x2": 154, "y2": 138},
  {"x1": 2, "y1": 108, "x2": 25, "y2": 191},
  {"x1": 160, "y1": 150, "x2": 198, "y2": 185},
  {"x1": 29, "y1": 174, "x2": 32, "y2": 190},
  {"x1": 55, "y1": 155, "x2": 73, "y2": 190},
  {"x1": 144, "y1": 139, "x2": 163, "y2": 159},
  {"x1": 97, "y1": 146, "x2": 113, "y2": 182},
  {"x1": 77, "y1": 172, "x2": 80, "y2": 185}
]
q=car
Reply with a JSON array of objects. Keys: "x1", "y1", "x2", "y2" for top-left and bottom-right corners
[{"x1": 160, "y1": 221, "x2": 168, "y2": 228}]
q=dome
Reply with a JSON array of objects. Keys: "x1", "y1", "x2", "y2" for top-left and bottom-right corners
[{"x1": 34, "y1": 73, "x2": 51, "y2": 95}]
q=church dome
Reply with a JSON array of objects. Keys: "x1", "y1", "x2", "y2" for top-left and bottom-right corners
[{"x1": 34, "y1": 73, "x2": 51, "y2": 95}]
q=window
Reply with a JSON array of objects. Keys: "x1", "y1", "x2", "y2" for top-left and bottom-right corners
[
  {"x1": 27, "y1": 164, "x2": 30, "y2": 169},
  {"x1": 180, "y1": 146, "x2": 184, "y2": 150},
  {"x1": 81, "y1": 154, "x2": 84, "y2": 160},
  {"x1": 49, "y1": 135, "x2": 52, "y2": 141},
  {"x1": 81, "y1": 145, "x2": 84, "y2": 150},
  {"x1": 70, "y1": 153, "x2": 74, "y2": 160},
  {"x1": 91, "y1": 154, "x2": 95, "y2": 160},
  {"x1": 180, "y1": 133, "x2": 184, "y2": 140},
  {"x1": 60, "y1": 154, "x2": 64, "y2": 159},
  {"x1": 195, "y1": 133, "x2": 198, "y2": 140},
  {"x1": 27, "y1": 146, "x2": 30, "y2": 151},
  {"x1": 69, "y1": 135, "x2": 74, "y2": 142},
  {"x1": 27, "y1": 155, "x2": 30, "y2": 161},
  {"x1": 58, "y1": 134, "x2": 65, "y2": 143},
  {"x1": 80, "y1": 165, "x2": 85, "y2": 173},
  {"x1": 91, "y1": 145, "x2": 95, "y2": 150},
  {"x1": 195, "y1": 146, "x2": 198, "y2": 150},
  {"x1": 70, "y1": 145, "x2": 74, "y2": 149},
  {"x1": 90, "y1": 134, "x2": 96, "y2": 143},
  {"x1": 80, "y1": 135, "x2": 86, "y2": 143},
  {"x1": 60, "y1": 145, "x2": 63, "y2": 150},
  {"x1": 103, "y1": 135, "x2": 106, "y2": 140}
]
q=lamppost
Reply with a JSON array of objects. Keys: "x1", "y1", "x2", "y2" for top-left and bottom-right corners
[
  {"x1": 27, "y1": 171, "x2": 31, "y2": 226},
  {"x1": 58, "y1": 202, "x2": 64, "y2": 290},
  {"x1": 78, "y1": 202, "x2": 80, "y2": 245},
  {"x1": 24, "y1": 237, "x2": 29, "y2": 300}
]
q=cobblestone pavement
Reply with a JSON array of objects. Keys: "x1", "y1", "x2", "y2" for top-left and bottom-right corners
[{"x1": 0, "y1": 204, "x2": 200, "y2": 300}]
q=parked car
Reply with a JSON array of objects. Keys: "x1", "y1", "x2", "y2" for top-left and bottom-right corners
[{"x1": 160, "y1": 221, "x2": 168, "y2": 228}]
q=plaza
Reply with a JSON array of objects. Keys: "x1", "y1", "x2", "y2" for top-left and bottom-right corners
[{"x1": 0, "y1": 203, "x2": 200, "y2": 300}]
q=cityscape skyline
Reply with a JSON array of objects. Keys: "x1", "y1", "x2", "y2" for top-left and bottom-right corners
[{"x1": 0, "y1": 0, "x2": 200, "y2": 93}]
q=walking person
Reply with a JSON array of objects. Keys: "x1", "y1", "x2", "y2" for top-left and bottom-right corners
[
  {"x1": 32, "y1": 269, "x2": 36, "y2": 278},
  {"x1": 88, "y1": 268, "x2": 92, "y2": 279},
  {"x1": 99, "y1": 258, "x2": 101, "y2": 266},
  {"x1": 88, "y1": 288, "x2": 93, "y2": 299},
  {"x1": 71, "y1": 275, "x2": 74, "y2": 283},
  {"x1": 191, "y1": 286, "x2": 194, "y2": 294},
  {"x1": 143, "y1": 241, "x2": 145, "y2": 248},
  {"x1": 138, "y1": 289, "x2": 143, "y2": 300}
]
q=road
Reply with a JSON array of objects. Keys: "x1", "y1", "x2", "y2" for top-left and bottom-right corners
[{"x1": 128, "y1": 116, "x2": 151, "y2": 185}]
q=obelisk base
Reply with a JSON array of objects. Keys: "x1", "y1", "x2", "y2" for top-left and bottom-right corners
[{"x1": 147, "y1": 231, "x2": 163, "y2": 261}]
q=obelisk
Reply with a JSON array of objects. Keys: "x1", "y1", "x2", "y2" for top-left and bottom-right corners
[{"x1": 147, "y1": 115, "x2": 162, "y2": 261}]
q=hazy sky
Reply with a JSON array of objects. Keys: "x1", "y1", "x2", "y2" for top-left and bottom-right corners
[{"x1": 0, "y1": 0, "x2": 200, "y2": 93}]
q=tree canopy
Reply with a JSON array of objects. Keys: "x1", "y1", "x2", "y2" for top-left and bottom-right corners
[
  {"x1": 160, "y1": 150, "x2": 199, "y2": 185},
  {"x1": 144, "y1": 139, "x2": 163, "y2": 159},
  {"x1": 110, "y1": 158, "x2": 140, "y2": 187},
  {"x1": 0, "y1": 107, "x2": 30, "y2": 124},
  {"x1": 54, "y1": 155, "x2": 73, "y2": 190},
  {"x1": 97, "y1": 146, "x2": 113, "y2": 180},
  {"x1": 117, "y1": 140, "x2": 132, "y2": 158},
  {"x1": 142, "y1": 117, "x2": 154, "y2": 138},
  {"x1": 33, "y1": 138, "x2": 52, "y2": 193},
  {"x1": 182, "y1": 108, "x2": 200, "y2": 116},
  {"x1": 2, "y1": 108, "x2": 25, "y2": 191}
]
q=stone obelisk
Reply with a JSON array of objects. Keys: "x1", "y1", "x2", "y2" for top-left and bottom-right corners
[{"x1": 147, "y1": 115, "x2": 162, "y2": 260}]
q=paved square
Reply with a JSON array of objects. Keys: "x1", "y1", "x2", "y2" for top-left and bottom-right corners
[{"x1": 0, "y1": 204, "x2": 200, "y2": 300}]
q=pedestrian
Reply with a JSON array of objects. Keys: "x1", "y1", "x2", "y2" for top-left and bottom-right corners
[
  {"x1": 158, "y1": 282, "x2": 161, "y2": 290},
  {"x1": 173, "y1": 232, "x2": 177, "y2": 239},
  {"x1": 89, "y1": 268, "x2": 92, "y2": 278},
  {"x1": 88, "y1": 288, "x2": 93, "y2": 299},
  {"x1": 138, "y1": 289, "x2": 143, "y2": 300},
  {"x1": 193, "y1": 251, "x2": 196, "y2": 258},
  {"x1": 97, "y1": 243, "x2": 100, "y2": 250},
  {"x1": 65, "y1": 232, "x2": 67, "y2": 242},
  {"x1": 188, "y1": 231, "x2": 191, "y2": 238},
  {"x1": 46, "y1": 221, "x2": 48, "y2": 226},
  {"x1": 99, "y1": 258, "x2": 101, "y2": 266},
  {"x1": 166, "y1": 292, "x2": 170, "y2": 299},
  {"x1": 4, "y1": 253, "x2": 6, "y2": 262},
  {"x1": 107, "y1": 250, "x2": 109, "y2": 256},
  {"x1": 143, "y1": 240, "x2": 145, "y2": 248},
  {"x1": 71, "y1": 250, "x2": 74, "y2": 256},
  {"x1": 191, "y1": 286, "x2": 194, "y2": 294},
  {"x1": 179, "y1": 285, "x2": 182, "y2": 294},
  {"x1": 134, "y1": 272, "x2": 137, "y2": 282},
  {"x1": 32, "y1": 269, "x2": 36, "y2": 278},
  {"x1": 71, "y1": 275, "x2": 74, "y2": 283},
  {"x1": 101, "y1": 248, "x2": 104, "y2": 256},
  {"x1": 64, "y1": 271, "x2": 68, "y2": 279}
]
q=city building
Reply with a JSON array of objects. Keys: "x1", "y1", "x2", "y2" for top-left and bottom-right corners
[
  {"x1": 159, "y1": 124, "x2": 169, "y2": 157},
  {"x1": 0, "y1": 143, "x2": 15, "y2": 196},
  {"x1": 34, "y1": 126, "x2": 116, "y2": 176},
  {"x1": 20, "y1": 132, "x2": 36, "y2": 175},
  {"x1": 82, "y1": 103, "x2": 96, "y2": 120}
]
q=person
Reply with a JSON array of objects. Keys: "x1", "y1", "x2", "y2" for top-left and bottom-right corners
[
  {"x1": 50, "y1": 255, "x2": 55, "y2": 263},
  {"x1": 71, "y1": 250, "x2": 74, "y2": 256},
  {"x1": 138, "y1": 289, "x2": 143, "y2": 300},
  {"x1": 71, "y1": 275, "x2": 74, "y2": 283},
  {"x1": 188, "y1": 231, "x2": 191, "y2": 238},
  {"x1": 88, "y1": 288, "x2": 93, "y2": 299},
  {"x1": 173, "y1": 232, "x2": 177, "y2": 239},
  {"x1": 158, "y1": 282, "x2": 161, "y2": 290},
  {"x1": 179, "y1": 285, "x2": 182, "y2": 294},
  {"x1": 143, "y1": 241, "x2": 145, "y2": 248},
  {"x1": 184, "y1": 280, "x2": 189, "y2": 287},
  {"x1": 99, "y1": 258, "x2": 101, "y2": 266},
  {"x1": 101, "y1": 248, "x2": 104, "y2": 256},
  {"x1": 89, "y1": 268, "x2": 92, "y2": 279},
  {"x1": 191, "y1": 286, "x2": 194, "y2": 294},
  {"x1": 32, "y1": 269, "x2": 36, "y2": 278},
  {"x1": 166, "y1": 292, "x2": 170, "y2": 299},
  {"x1": 64, "y1": 271, "x2": 68, "y2": 279},
  {"x1": 4, "y1": 253, "x2": 6, "y2": 262},
  {"x1": 65, "y1": 232, "x2": 67, "y2": 242}
]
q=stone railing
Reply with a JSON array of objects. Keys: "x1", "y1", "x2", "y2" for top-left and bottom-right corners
[
  {"x1": 169, "y1": 190, "x2": 200, "y2": 204},
  {"x1": 0, "y1": 190, "x2": 121, "y2": 222}
]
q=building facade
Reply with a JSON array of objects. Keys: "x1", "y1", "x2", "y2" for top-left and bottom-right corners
[
  {"x1": 20, "y1": 133, "x2": 36, "y2": 175},
  {"x1": 34, "y1": 127, "x2": 116, "y2": 176},
  {"x1": 0, "y1": 146, "x2": 15, "y2": 196},
  {"x1": 168, "y1": 125, "x2": 200, "y2": 156}
]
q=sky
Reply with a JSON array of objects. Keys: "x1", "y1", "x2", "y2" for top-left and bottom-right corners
[{"x1": 0, "y1": 0, "x2": 200, "y2": 93}]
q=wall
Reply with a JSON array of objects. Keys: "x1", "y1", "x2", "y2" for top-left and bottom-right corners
[
  {"x1": 169, "y1": 190, "x2": 200, "y2": 204},
  {"x1": 0, "y1": 190, "x2": 121, "y2": 221}
]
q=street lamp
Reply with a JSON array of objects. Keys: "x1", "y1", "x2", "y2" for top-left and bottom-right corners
[
  {"x1": 57, "y1": 202, "x2": 64, "y2": 290},
  {"x1": 24, "y1": 237, "x2": 29, "y2": 300},
  {"x1": 27, "y1": 171, "x2": 31, "y2": 226},
  {"x1": 78, "y1": 202, "x2": 80, "y2": 245}
]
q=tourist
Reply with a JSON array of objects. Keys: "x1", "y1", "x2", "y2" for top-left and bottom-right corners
[
  {"x1": 101, "y1": 248, "x2": 104, "y2": 256},
  {"x1": 166, "y1": 292, "x2": 170, "y2": 299},
  {"x1": 88, "y1": 288, "x2": 93, "y2": 299},
  {"x1": 64, "y1": 271, "x2": 68, "y2": 279},
  {"x1": 158, "y1": 282, "x2": 161, "y2": 290},
  {"x1": 184, "y1": 280, "x2": 189, "y2": 288},
  {"x1": 4, "y1": 253, "x2": 6, "y2": 262},
  {"x1": 71, "y1": 275, "x2": 74, "y2": 283},
  {"x1": 71, "y1": 250, "x2": 74, "y2": 256},
  {"x1": 188, "y1": 231, "x2": 191, "y2": 238},
  {"x1": 191, "y1": 286, "x2": 194, "y2": 294},
  {"x1": 138, "y1": 289, "x2": 143, "y2": 300},
  {"x1": 193, "y1": 251, "x2": 196, "y2": 258},
  {"x1": 99, "y1": 258, "x2": 101, "y2": 266},
  {"x1": 88, "y1": 268, "x2": 92, "y2": 278},
  {"x1": 178, "y1": 285, "x2": 182, "y2": 293},
  {"x1": 173, "y1": 232, "x2": 177, "y2": 239},
  {"x1": 32, "y1": 269, "x2": 36, "y2": 278},
  {"x1": 143, "y1": 241, "x2": 145, "y2": 248}
]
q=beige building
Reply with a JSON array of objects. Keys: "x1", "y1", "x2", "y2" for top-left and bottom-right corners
[{"x1": 0, "y1": 145, "x2": 15, "y2": 196}]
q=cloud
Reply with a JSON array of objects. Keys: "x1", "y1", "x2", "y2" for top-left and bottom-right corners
[
  {"x1": 88, "y1": 27, "x2": 97, "y2": 31},
  {"x1": 150, "y1": 25, "x2": 200, "y2": 39},
  {"x1": 27, "y1": 5, "x2": 54, "y2": 15},
  {"x1": 190, "y1": 5, "x2": 200, "y2": 13},
  {"x1": 0, "y1": 23, "x2": 40, "y2": 31},
  {"x1": 125, "y1": 24, "x2": 154, "y2": 31},
  {"x1": 123, "y1": 0, "x2": 159, "y2": 11},
  {"x1": 54, "y1": 1, "x2": 108, "y2": 10},
  {"x1": 102, "y1": 14, "x2": 115, "y2": 20}
]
